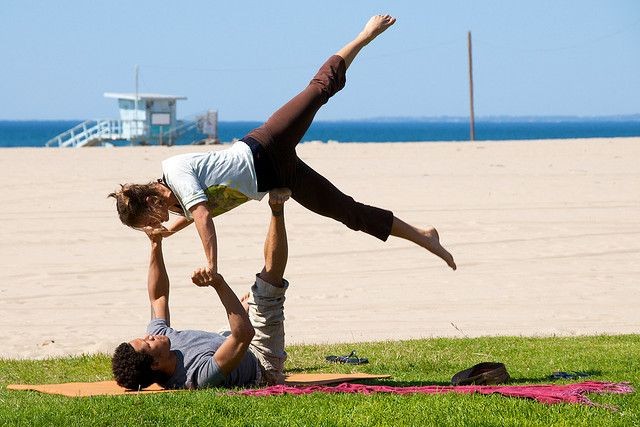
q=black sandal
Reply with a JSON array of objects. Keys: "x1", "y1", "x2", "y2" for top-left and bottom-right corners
[{"x1": 325, "y1": 350, "x2": 369, "y2": 365}]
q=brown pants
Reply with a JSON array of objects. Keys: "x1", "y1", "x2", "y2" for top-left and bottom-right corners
[{"x1": 243, "y1": 55, "x2": 393, "y2": 241}]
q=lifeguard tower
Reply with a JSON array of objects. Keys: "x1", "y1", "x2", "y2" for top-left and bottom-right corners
[
  {"x1": 104, "y1": 92, "x2": 187, "y2": 145},
  {"x1": 45, "y1": 92, "x2": 212, "y2": 147}
]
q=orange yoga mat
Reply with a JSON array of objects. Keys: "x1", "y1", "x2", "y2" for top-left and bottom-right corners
[{"x1": 7, "y1": 373, "x2": 390, "y2": 397}]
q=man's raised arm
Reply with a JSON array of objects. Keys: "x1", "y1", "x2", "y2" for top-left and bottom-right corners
[
  {"x1": 144, "y1": 227, "x2": 170, "y2": 324},
  {"x1": 191, "y1": 270, "x2": 254, "y2": 376}
]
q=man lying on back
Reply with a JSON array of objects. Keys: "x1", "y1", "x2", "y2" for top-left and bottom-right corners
[{"x1": 112, "y1": 189, "x2": 291, "y2": 389}]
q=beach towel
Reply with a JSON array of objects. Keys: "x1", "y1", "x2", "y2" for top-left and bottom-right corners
[
  {"x1": 232, "y1": 381, "x2": 633, "y2": 409},
  {"x1": 6, "y1": 373, "x2": 390, "y2": 397},
  {"x1": 9, "y1": 377, "x2": 632, "y2": 409}
]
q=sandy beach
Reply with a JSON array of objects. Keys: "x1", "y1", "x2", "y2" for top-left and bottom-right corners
[{"x1": 1, "y1": 137, "x2": 638, "y2": 359}]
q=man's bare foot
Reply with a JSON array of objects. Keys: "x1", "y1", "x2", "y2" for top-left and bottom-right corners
[
  {"x1": 269, "y1": 188, "x2": 291, "y2": 206},
  {"x1": 269, "y1": 188, "x2": 290, "y2": 216},
  {"x1": 421, "y1": 227, "x2": 457, "y2": 270},
  {"x1": 240, "y1": 292, "x2": 250, "y2": 313},
  {"x1": 360, "y1": 14, "x2": 396, "y2": 44}
]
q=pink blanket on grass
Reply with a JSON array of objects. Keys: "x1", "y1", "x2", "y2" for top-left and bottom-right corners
[{"x1": 232, "y1": 381, "x2": 633, "y2": 409}]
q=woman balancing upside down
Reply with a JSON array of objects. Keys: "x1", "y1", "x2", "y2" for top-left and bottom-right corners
[{"x1": 109, "y1": 15, "x2": 457, "y2": 275}]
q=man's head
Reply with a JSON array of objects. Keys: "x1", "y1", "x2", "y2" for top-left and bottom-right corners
[
  {"x1": 108, "y1": 182, "x2": 170, "y2": 230},
  {"x1": 112, "y1": 335, "x2": 172, "y2": 390}
]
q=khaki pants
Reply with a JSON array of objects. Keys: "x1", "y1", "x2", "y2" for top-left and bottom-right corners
[{"x1": 247, "y1": 274, "x2": 288, "y2": 385}]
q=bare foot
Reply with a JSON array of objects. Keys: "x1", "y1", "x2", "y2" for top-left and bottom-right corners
[
  {"x1": 269, "y1": 188, "x2": 291, "y2": 206},
  {"x1": 422, "y1": 227, "x2": 457, "y2": 270},
  {"x1": 240, "y1": 292, "x2": 250, "y2": 313},
  {"x1": 269, "y1": 188, "x2": 290, "y2": 216},
  {"x1": 360, "y1": 14, "x2": 396, "y2": 44},
  {"x1": 390, "y1": 217, "x2": 457, "y2": 270}
]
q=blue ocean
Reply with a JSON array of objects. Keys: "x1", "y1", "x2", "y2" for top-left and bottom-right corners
[{"x1": 0, "y1": 118, "x2": 639, "y2": 148}]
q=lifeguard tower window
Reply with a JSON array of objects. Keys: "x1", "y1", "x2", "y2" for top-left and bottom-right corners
[
  {"x1": 152, "y1": 113, "x2": 171, "y2": 126},
  {"x1": 119, "y1": 100, "x2": 136, "y2": 110}
]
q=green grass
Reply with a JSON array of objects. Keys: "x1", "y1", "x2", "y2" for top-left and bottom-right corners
[{"x1": 1, "y1": 335, "x2": 638, "y2": 426}]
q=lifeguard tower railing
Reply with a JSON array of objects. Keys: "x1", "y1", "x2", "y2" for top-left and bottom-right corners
[
  {"x1": 45, "y1": 119, "x2": 148, "y2": 148},
  {"x1": 46, "y1": 111, "x2": 216, "y2": 147}
]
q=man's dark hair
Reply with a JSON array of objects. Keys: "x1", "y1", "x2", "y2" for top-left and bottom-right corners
[{"x1": 112, "y1": 342, "x2": 156, "y2": 390}]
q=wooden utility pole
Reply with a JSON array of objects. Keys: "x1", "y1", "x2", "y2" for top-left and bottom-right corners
[
  {"x1": 134, "y1": 65, "x2": 139, "y2": 145},
  {"x1": 467, "y1": 31, "x2": 475, "y2": 142}
]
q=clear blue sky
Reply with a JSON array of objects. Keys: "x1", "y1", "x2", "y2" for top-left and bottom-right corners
[{"x1": 2, "y1": 1, "x2": 638, "y2": 120}]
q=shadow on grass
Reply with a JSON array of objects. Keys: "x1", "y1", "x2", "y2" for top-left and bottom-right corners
[
  {"x1": 508, "y1": 369, "x2": 601, "y2": 384},
  {"x1": 284, "y1": 368, "x2": 604, "y2": 387},
  {"x1": 285, "y1": 365, "x2": 326, "y2": 374},
  {"x1": 374, "y1": 379, "x2": 452, "y2": 387}
]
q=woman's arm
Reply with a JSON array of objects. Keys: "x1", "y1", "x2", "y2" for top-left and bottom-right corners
[
  {"x1": 144, "y1": 216, "x2": 193, "y2": 238},
  {"x1": 166, "y1": 216, "x2": 193, "y2": 234},
  {"x1": 190, "y1": 202, "x2": 218, "y2": 274}
]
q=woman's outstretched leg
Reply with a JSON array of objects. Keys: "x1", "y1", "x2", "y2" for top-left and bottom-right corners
[
  {"x1": 390, "y1": 218, "x2": 457, "y2": 270},
  {"x1": 244, "y1": 15, "x2": 396, "y2": 185},
  {"x1": 291, "y1": 159, "x2": 457, "y2": 270},
  {"x1": 336, "y1": 14, "x2": 396, "y2": 69},
  {"x1": 291, "y1": 159, "x2": 394, "y2": 242}
]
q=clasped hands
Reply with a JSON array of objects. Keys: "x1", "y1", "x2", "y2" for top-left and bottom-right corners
[
  {"x1": 144, "y1": 188, "x2": 291, "y2": 288},
  {"x1": 191, "y1": 266, "x2": 225, "y2": 288}
]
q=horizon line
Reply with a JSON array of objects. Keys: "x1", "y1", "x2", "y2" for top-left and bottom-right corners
[{"x1": 1, "y1": 114, "x2": 639, "y2": 123}]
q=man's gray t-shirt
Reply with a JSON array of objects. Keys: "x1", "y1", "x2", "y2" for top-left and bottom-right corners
[{"x1": 147, "y1": 318, "x2": 257, "y2": 389}]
